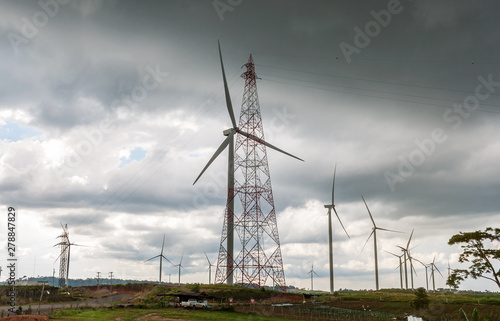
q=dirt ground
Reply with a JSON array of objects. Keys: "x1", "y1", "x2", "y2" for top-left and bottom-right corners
[
  {"x1": 134, "y1": 313, "x2": 194, "y2": 321},
  {"x1": 0, "y1": 316, "x2": 51, "y2": 321}
]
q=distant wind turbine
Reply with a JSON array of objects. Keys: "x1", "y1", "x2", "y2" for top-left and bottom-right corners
[
  {"x1": 308, "y1": 264, "x2": 319, "y2": 291},
  {"x1": 204, "y1": 252, "x2": 213, "y2": 285},
  {"x1": 413, "y1": 257, "x2": 429, "y2": 291},
  {"x1": 429, "y1": 255, "x2": 443, "y2": 291},
  {"x1": 172, "y1": 252, "x2": 184, "y2": 285},
  {"x1": 144, "y1": 234, "x2": 172, "y2": 283},
  {"x1": 397, "y1": 229, "x2": 415, "y2": 289},
  {"x1": 361, "y1": 196, "x2": 402, "y2": 290},
  {"x1": 324, "y1": 164, "x2": 350, "y2": 294},
  {"x1": 447, "y1": 260, "x2": 452, "y2": 290},
  {"x1": 54, "y1": 223, "x2": 84, "y2": 287},
  {"x1": 383, "y1": 249, "x2": 404, "y2": 289}
]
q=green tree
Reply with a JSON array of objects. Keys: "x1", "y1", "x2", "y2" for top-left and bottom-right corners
[
  {"x1": 411, "y1": 287, "x2": 429, "y2": 309},
  {"x1": 447, "y1": 227, "x2": 500, "y2": 289}
]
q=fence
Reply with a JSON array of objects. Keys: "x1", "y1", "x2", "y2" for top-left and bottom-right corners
[{"x1": 235, "y1": 304, "x2": 397, "y2": 320}]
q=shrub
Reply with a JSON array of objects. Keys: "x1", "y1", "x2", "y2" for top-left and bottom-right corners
[{"x1": 411, "y1": 287, "x2": 429, "y2": 310}]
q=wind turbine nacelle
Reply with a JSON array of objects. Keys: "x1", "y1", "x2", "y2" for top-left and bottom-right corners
[{"x1": 223, "y1": 128, "x2": 235, "y2": 136}]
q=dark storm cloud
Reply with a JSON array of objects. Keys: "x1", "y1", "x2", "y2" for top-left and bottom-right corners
[{"x1": 1, "y1": 0, "x2": 499, "y2": 290}]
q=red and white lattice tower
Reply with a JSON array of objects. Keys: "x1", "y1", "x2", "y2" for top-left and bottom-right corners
[
  {"x1": 55, "y1": 224, "x2": 70, "y2": 287},
  {"x1": 215, "y1": 55, "x2": 287, "y2": 291}
]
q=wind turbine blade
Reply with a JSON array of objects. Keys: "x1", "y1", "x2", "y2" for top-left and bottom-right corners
[
  {"x1": 313, "y1": 271, "x2": 319, "y2": 277},
  {"x1": 144, "y1": 255, "x2": 160, "y2": 263},
  {"x1": 161, "y1": 255, "x2": 174, "y2": 265},
  {"x1": 435, "y1": 266, "x2": 443, "y2": 278},
  {"x1": 332, "y1": 207, "x2": 350, "y2": 238},
  {"x1": 413, "y1": 258, "x2": 426, "y2": 267},
  {"x1": 361, "y1": 230, "x2": 374, "y2": 253},
  {"x1": 179, "y1": 252, "x2": 184, "y2": 266},
  {"x1": 377, "y1": 227, "x2": 404, "y2": 233},
  {"x1": 161, "y1": 234, "x2": 165, "y2": 256},
  {"x1": 218, "y1": 40, "x2": 237, "y2": 129},
  {"x1": 406, "y1": 229, "x2": 414, "y2": 249},
  {"x1": 193, "y1": 134, "x2": 232, "y2": 185},
  {"x1": 401, "y1": 255, "x2": 411, "y2": 265},
  {"x1": 53, "y1": 247, "x2": 69, "y2": 264},
  {"x1": 361, "y1": 196, "x2": 376, "y2": 227},
  {"x1": 237, "y1": 129, "x2": 304, "y2": 162},
  {"x1": 204, "y1": 251, "x2": 211, "y2": 265},
  {"x1": 432, "y1": 254, "x2": 436, "y2": 265},
  {"x1": 382, "y1": 249, "x2": 398, "y2": 257},
  {"x1": 331, "y1": 164, "x2": 336, "y2": 205}
]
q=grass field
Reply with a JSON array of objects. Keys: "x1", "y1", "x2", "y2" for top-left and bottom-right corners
[
  {"x1": 49, "y1": 307, "x2": 291, "y2": 321},
  {"x1": 4, "y1": 283, "x2": 499, "y2": 320}
]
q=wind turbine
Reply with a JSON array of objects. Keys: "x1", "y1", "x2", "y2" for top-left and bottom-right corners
[
  {"x1": 361, "y1": 196, "x2": 402, "y2": 290},
  {"x1": 144, "y1": 234, "x2": 172, "y2": 283},
  {"x1": 172, "y1": 253, "x2": 184, "y2": 285},
  {"x1": 429, "y1": 255, "x2": 443, "y2": 291},
  {"x1": 413, "y1": 258, "x2": 429, "y2": 291},
  {"x1": 383, "y1": 249, "x2": 404, "y2": 289},
  {"x1": 324, "y1": 164, "x2": 350, "y2": 294},
  {"x1": 204, "y1": 252, "x2": 213, "y2": 285},
  {"x1": 54, "y1": 223, "x2": 83, "y2": 287},
  {"x1": 397, "y1": 229, "x2": 415, "y2": 289},
  {"x1": 193, "y1": 41, "x2": 303, "y2": 285},
  {"x1": 308, "y1": 264, "x2": 319, "y2": 291}
]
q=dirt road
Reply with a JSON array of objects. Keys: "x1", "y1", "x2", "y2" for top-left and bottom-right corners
[{"x1": 0, "y1": 293, "x2": 133, "y2": 316}]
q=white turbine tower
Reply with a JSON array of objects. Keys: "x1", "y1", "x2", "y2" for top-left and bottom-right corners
[
  {"x1": 144, "y1": 234, "x2": 172, "y2": 283},
  {"x1": 414, "y1": 258, "x2": 430, "y2": 291},
  {"x1": 383, "y1": 249, "x2": 404, "y2": 289},
  {"x1": 324, "y1": 165, "x2": 349, "y2": 294},
  {"x1": 397, "y1": 229, "x2": 415, "y2": 289},
  {"x1": 172, "y1": 253, "x2": 184, "y2": 285},
  {"x1": 361, "y1": 196, "x2": 402, "y2": 290},
  {"x1": 193, "y1": 41, "x2": 303, "y2": 286},
  {"x1": 204, "y1": 252, "x2": 214, "y2": 285},
  {"x1": 308, "y1": 264, "x2": 319, "y2": 291},
  {"x1": 429, "y1": 255, "x2": 443, "y2": 291}
]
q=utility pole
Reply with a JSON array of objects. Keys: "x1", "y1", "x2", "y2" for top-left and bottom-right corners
[
  {"x1": 109, "y1": 272, "x2": 113, "y2": 293},
  {"x1": 96, "y1": 272, "x2": 101, "y2": 288}
]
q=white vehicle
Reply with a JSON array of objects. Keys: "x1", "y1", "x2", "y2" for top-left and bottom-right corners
[
  {"x1": 181, "y1": 298, "x2": 197, "y2": 307},
  {"x1": 195, "y1": 300, "x2": 208, "y2": 308}
]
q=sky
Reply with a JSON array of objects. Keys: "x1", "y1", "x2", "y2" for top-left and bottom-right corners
[{"x1": 1, "y1": 0, "x2": 499, "y2": 292}]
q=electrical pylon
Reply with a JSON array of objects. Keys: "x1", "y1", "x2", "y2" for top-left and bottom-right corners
[
  {"x1": 214, "y1": 54, "x2": 291, "y2": 291},
  {"x1": 55, "y1": 223, "x2": 70, "y2": 287}
]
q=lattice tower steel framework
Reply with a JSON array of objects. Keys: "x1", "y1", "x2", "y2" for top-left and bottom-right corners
[
  {"x1": 56, "y1": 224, "x2": 70, "y2": 287},
  {"x1": 215, "y1": 55, "x2": 286, "y2": 291}
]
